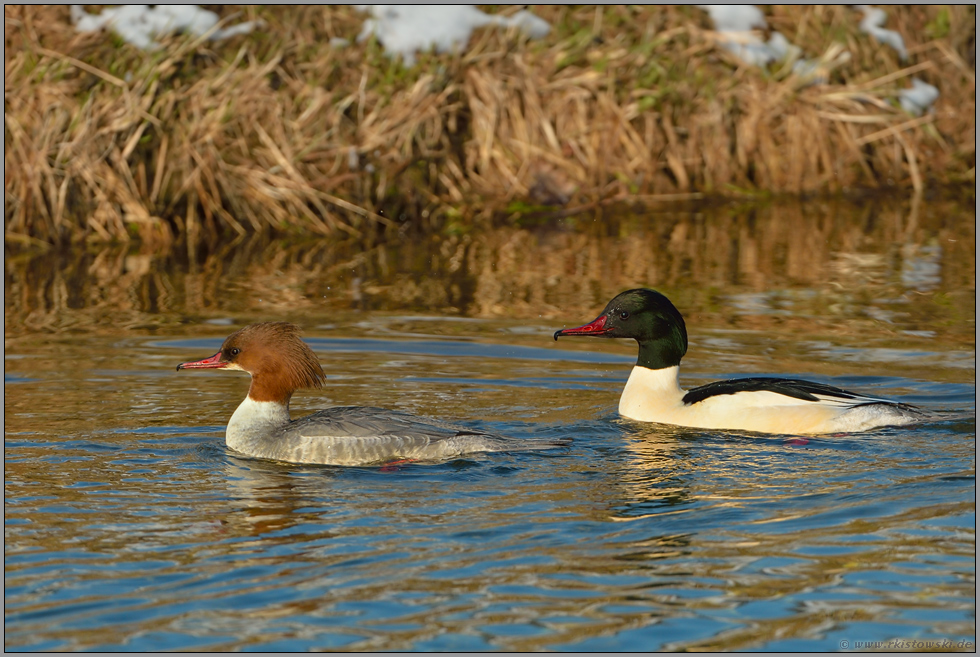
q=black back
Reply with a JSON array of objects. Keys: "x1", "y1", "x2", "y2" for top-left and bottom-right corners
[{"x1": 682, "y1": 377, "x2": 870, "y2": 405}]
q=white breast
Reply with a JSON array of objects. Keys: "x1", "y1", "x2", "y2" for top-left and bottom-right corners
[{"x1": 226, "y1": 396, "x2": 290, "y2": 455}]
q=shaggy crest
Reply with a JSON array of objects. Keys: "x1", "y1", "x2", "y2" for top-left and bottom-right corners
[{"x1": 221, "y1": 322, "x2": 326, "y2": 403}]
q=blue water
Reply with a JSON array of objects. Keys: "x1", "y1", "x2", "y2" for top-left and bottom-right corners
[{"x1": 4, "y1": 331, "x2": 976, "y2": 651}]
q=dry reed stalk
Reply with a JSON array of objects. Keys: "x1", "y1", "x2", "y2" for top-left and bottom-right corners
[{"x1": 4, "y1": 5, "x2": 975, "y2": 245}]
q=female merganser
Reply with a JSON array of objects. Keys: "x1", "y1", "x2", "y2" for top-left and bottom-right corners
[
  {"x1": 178, "y1": 322, "x2": 564, "y2": 466},
  {"x1": 554, "y1": 289, "x2": 927, "y2": 434}
]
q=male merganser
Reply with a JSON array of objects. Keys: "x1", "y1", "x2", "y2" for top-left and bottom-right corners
[
  {"x1": 554, "y1": 289, "x2": 927, "y2": 434},
  {"x1": 177, "y1": 322, "x2": 564, "y2": 465}
]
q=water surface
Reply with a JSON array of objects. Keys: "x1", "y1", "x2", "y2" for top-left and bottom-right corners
[{"x1": 4, "y1": 197, "x2": 976, "y2": 651}]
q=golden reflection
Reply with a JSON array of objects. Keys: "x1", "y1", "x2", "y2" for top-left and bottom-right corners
[
  {"x1": 220, "y1": 459, "x2": 315, "y2": 538},
  {"x1": 5, "y1": 196, "x2": 973, "y2": 343},
  {"x1": 607, "y1": 426, "x2": 693, "y2": 520}
]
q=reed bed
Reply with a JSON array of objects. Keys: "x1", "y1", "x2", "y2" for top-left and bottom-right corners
[{"x1": 4, "y1": 5, "x2": 975, "y2": 245}]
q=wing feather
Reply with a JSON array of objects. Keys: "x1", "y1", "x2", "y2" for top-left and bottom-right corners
[
  {"x1": 683, "y1": 377, "x2": 895, "y2": 407},
  {"x1": 278, "y1": 406, "x2": 566, "y2": 464}
]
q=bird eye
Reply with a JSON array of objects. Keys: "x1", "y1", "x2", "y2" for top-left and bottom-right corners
[
  {"x1": 229, "y1": 348, "x2": 240, "y2": 357},
  {"x1": 619, "y1": 311, "x2": 630, "y2": 320}
]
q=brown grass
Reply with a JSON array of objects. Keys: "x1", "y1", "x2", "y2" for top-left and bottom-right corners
[{"x1": 4, "y1": 5, "x2": 976, "y2": 245}]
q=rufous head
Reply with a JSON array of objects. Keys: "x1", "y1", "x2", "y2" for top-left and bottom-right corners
[{"x1": 177, "y1": 322, "x2": 325, "y2": 403}]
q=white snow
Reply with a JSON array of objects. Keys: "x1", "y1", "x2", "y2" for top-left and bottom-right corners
[
  {"x1": 356, "y1": 5, "x2": 549, "y2": 67},
  {"x1": 697, "y1": 5, "x2": 800, "y2": 68},
  {"x1": 789, "y1": 57, "x2": 826, "y2": 85},
  {"x1": 856, "y1": 5, "x2": 907, "y2": 60},
  {"x1": 68, "y1": 5, "x2": 937, "y2": 119},
  {"x1": 898, "y1": 78, "x2": 940, "y2": 115},
  {"x1": 70, "y1": 5, "x2": 261, "y2": 51},
  {"x1": 698, "y1": 4, "x2": 767, "y2": 32}
]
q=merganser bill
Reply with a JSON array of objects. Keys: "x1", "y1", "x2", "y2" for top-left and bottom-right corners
[
  {"x1": 554, "y1": 289, "x2": 927, "y2": 434},
  {"x1": 177, "y1": 322, "x2": 564, "y2": 466}
]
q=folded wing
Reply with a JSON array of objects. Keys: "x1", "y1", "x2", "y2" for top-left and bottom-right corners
[
  {"x1": 683, "y1": 377, "x2": 912, "y2": 409},
  {"x1": 279, "y1": 406, "x2": 566, "y2": 465}
]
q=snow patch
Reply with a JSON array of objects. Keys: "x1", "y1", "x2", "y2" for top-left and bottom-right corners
[
  {"x1": 698, "y1": 4, "x2": 767, "y2": 32},
  {"x1": 898, "y1": 78, "x2": 940, "y2": 116},
  {"x1": 71, "y1": 5, "x2": 261, "y2": 51},
  {"x1": 856, "y1": 5, "x2": 907, "y2": 60},
  {"x1": 698, "y1": 4, "x2": 831, "y2": 83},
  {"x1": 356, "y1": 5, "x2": 549, "y2": 67},
  {"x1": 698, "y1": 5, "x2": 797, "y2": 68}
]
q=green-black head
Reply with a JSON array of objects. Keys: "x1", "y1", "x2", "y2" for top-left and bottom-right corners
[{"x1": 554, "y1": 289, "x2": 688, "y2": 370}]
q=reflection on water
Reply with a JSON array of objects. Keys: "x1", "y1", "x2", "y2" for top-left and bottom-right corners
[
  {"x1": 4, "y1": 196, "x2": 976, "y2": 650},
  {"x1": 5, "y1": 195, "x2": 975, "y2": 344}
]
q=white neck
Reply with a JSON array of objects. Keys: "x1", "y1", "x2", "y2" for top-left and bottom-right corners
[
  {"x1": 619, "y1": 365, "x2": 687, "y2": 422},
  {"x1": 226, "y1": 396, "x2": 291, "y2": 454}
]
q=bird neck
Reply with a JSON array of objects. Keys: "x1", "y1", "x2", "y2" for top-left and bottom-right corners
[
  {"x1": 226, "y1": 395, "x2": 291, "y2": 453},
  {"x1": 636, "y1": 334, "x2": 685, "y2": 370}
]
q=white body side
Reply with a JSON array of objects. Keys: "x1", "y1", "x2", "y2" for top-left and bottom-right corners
[
  {"x1": 618, "y1": 366, "x2": 922, "y2": 434},
  {"x1": 223, "y1": 396, "x2": 558, "y2": 466}
]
